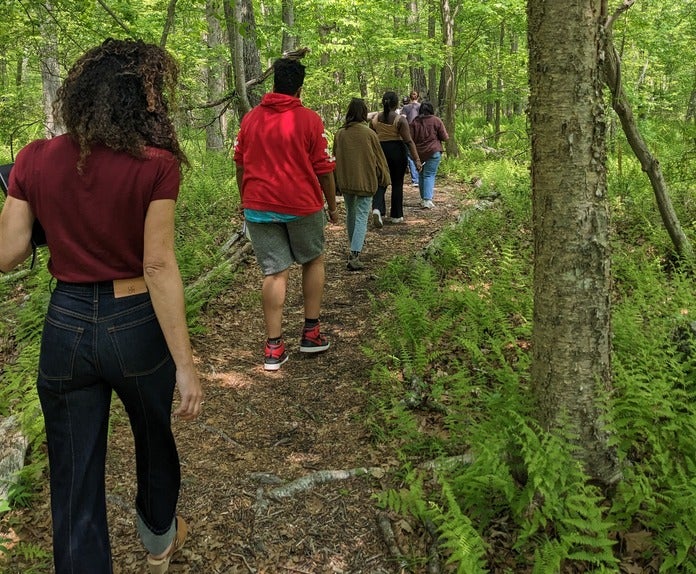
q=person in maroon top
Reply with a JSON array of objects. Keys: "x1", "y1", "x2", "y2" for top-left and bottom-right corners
[
  {"x1": 410, "y1": 101, "x2": 449, "y2": 209},
  {"x1": 0, "y1": 39, "x2": 202, "y2": 574}
]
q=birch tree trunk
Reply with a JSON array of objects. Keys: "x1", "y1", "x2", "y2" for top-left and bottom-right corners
[
  {"x1": 439, "y1": 0, "x2": 458, "y2": 157},
  {"x1": 528, "y1": 0, "x2": 620, "y2": 485},
  {"x1": 205, "y1": 0, "x2": 227, "y2": 151},
  {"x1": 39, "y1": 2, "x2": 63, "y2": 137}
]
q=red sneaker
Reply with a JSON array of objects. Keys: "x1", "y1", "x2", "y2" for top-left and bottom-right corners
[
  {"x1": 299, "y1": 323, "x2": 330, "y2": 353},
  {"x1": 264, "y1": 339, "x2": 288, "y2": 370}
]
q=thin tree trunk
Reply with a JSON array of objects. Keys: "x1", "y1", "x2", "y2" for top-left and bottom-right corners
[
  {"x1": 223, "y1": 0, "x2": 252, "y2": 118},
  {"x1": 604, "y1": 3, "x2": 694, "y2": 263},
  {"x1": 160, "y1": 0, "x2": 178, "y2": 48},
  {"x1": 39, "y1": 1, "x2": 63, "y2": 137},
  {"x1": 281, "y1": 0, "x2": 297, "y2": 54},
  {"x1": 439, "y1": 0, "x2": 458, "y2": 157},
  {"x1": 205, "y1": 0, "x2": 227, "y2": 151}
]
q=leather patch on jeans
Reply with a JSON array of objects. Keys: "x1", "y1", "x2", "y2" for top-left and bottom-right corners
[{"x1": 113, "y1": 276, "x2": 148, "y2": 298}]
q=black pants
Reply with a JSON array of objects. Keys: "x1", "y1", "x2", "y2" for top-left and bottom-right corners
[{"x1": 372, "y1": 140, "x2": 407, "y2": 218}]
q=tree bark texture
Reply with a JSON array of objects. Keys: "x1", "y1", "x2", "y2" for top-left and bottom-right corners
[{"x1": 528, "y1": 0, "x2": 620, "y2": 485}]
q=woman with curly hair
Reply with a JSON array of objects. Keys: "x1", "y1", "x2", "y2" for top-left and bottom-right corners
[{"x1": 0, "y1": 39, "x2": 202, "y2": 573}]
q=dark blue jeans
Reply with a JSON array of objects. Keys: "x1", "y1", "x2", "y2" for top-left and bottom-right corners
[{"x1": 37, "y1": 280, "x2": 180, "y2": 573}]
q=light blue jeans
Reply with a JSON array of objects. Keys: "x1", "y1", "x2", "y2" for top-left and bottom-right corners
[
  {"x1": 407, "y1": 154, "x2": 419, "y2": 185},
  {"x1": 418, "y1": 151, "x2": 442, "y2": 201},
  {"x1": 344, "y1": 193, "x2": 372, "y2": 253}
]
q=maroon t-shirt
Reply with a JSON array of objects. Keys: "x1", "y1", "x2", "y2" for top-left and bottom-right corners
[{"x1": 9, "y1": 135, "x2": 180, "y2": 282}]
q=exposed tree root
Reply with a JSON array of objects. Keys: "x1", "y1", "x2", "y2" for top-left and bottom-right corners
[{"x1": 266, "y1": 467, "x2": 383, "y2": 501}]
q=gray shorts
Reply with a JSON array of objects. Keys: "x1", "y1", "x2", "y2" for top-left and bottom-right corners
[{"x1": 247, "y1": 210, "x2": 327, "y2": 275}]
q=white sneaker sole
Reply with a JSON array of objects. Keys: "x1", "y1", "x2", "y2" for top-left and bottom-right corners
[
  {"x1": 299, "y1": 343, "x2": 330, "y2": 353},
  {"x1": 372, "y1": 212, "x2": 383, "y2": 228}
]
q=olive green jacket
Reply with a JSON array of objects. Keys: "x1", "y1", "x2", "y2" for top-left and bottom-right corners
[{"x1": 333, "y1": 122, "x2": 391, "y2": 197}]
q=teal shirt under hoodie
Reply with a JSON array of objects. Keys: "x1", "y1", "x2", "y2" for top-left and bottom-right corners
[{"x1": 333, "y1": 122, "x2": 391, "y2": 196}]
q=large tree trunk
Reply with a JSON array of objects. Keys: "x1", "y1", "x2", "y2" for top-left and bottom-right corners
[
  {"x1": 427, "y1": 0, "x2": 437, "y2": 101},
  {"x1": 528, "y1": 0, "x2": 620, "y2": 485},
  {"x1": 407, "y1": 0, "x2": 426, "y2": 96}
]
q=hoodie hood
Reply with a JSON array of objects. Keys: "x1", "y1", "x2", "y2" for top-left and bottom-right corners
[{"x1": 260, "y1": 92, "x2": 302, "y2": 112}]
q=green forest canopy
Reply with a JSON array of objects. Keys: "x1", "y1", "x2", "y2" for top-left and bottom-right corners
[{"x1": 1, "y1": 0, "x2": 694, "y2": 153}]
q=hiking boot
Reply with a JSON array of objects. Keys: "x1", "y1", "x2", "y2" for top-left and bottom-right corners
[
  {"x1": 264, "y1": 339, "x2": 288, "y2": 370},
  {"x1": 300, "y1": 323, "x2": 330, "y2": 353},
  {"x1": 371, "y1": 209, "x2": 383, "y2": 228},
  {"x1": 347, "y1": 253, "x2": 365, "y2": 271},
  {"x1": 147, "y1": 516, "x2": 187, "y2": 574}
]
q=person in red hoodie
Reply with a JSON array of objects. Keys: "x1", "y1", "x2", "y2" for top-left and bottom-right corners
[{"x1": 234, "y1": 57, "x2": 338, "y2": 371}]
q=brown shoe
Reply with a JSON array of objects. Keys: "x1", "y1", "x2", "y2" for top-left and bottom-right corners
[{"x1": 147, "y1": 516, "x2": 188, "y2": 574}]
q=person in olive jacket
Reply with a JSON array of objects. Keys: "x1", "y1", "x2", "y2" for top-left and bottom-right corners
[{"x1": 333, "y1": 98, "x2": 391, "y2": 270}]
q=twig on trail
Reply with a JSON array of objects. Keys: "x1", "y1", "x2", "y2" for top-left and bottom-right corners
[
  {"x1": 197, "y1": 421, "x2": 243, "y2": 447},
  {"x1": 266, "y1": 467, "x2": 383, "y2": 501},
  {"x1": 419, "y1": 453, "x2": 473, "y2": 471},
  {"x1": 250, "y1": 472, "x2": 284, "y2": 485},
  {"x1": 0, "y1": 268, "x2": 31, "y2": 284},
  {"x1": 377, "y1": 511, "x2": 410, "y2": 572},
  {"x1": 424, "y1": 519, "x2": 441, "y2": 574},
  {"x1": 229, "y1": 552, "x2": 256, "y2": 573}
]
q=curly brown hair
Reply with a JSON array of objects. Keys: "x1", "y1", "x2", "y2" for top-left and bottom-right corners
[{"x1": 55, "y1": 38, "x2": 188, "y2": 171}]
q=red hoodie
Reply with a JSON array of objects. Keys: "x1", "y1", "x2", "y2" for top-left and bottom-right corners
[{"x1": 233, "y1": 92, "x2": 335, "y2": 216}]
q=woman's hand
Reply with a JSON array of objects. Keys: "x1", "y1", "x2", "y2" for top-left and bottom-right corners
[
  {"x1": 327, "y1": 208, "x2": 340, "y2": 224},
  {"x1": 174, "y1": 365, "x2": 203, "y2": 421}
]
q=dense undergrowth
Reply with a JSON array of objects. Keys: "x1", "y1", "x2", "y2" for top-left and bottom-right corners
[{"x1": 368, "y1": 118, "x2": 696, "y2": 572}]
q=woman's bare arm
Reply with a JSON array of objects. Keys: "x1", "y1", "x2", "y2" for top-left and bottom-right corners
[{"x1": 143, "y1": 199, "x2": 202, "y2": 420}]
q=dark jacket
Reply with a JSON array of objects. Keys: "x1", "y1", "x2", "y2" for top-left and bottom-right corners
[{"x1": 410, "y1": 115, "x2": 449, "y2": 162}]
